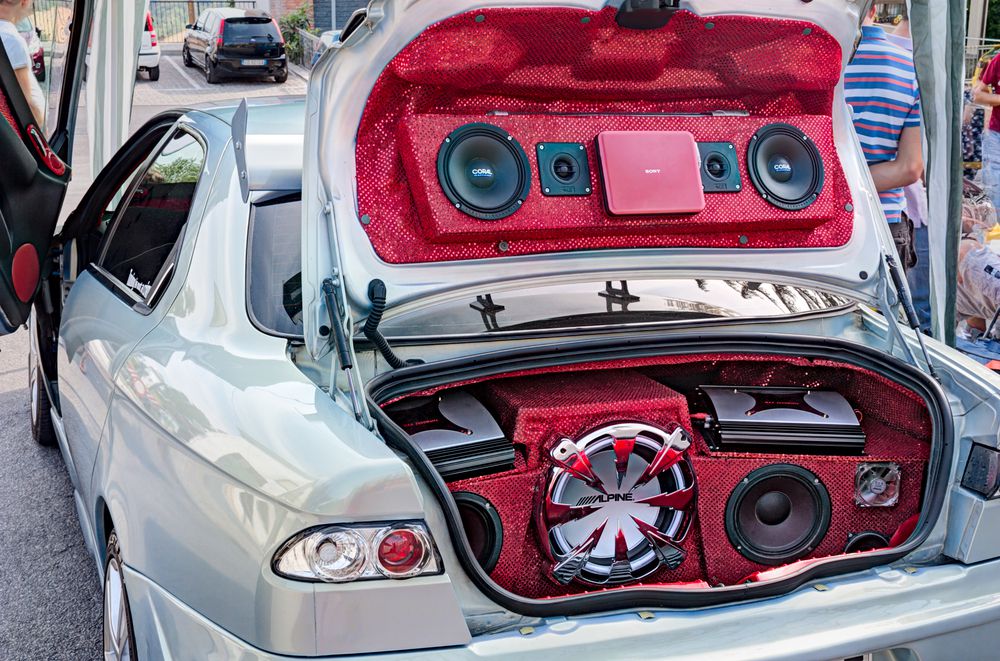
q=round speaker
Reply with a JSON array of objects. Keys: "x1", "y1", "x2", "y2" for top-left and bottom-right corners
[
  {"x1": 725, "y1": 464, "x2": 831, "y2": 566},
  {"x1": 746, "y1": 123, "x2": 824, "y2": 211},
  {"x1": 453, "y1": 491, "x2": 503, "y2": 573},
  {"x1": 844, "y1": 530, "x2": 890, "y2": 554},
  {"x1": 436, "y1": 123, "x2": 531, "y2": 220},
  {"x1": 540, "y1": 423, "x2": 696, "y2": 586}
]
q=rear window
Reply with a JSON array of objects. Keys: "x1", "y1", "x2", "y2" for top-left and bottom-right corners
[
  {"x1": 247, "y1": 196, "x2": 302, "y2": 337},
  {"x1": 224, "y1": 18, "x2": 281, "y2": 41}
]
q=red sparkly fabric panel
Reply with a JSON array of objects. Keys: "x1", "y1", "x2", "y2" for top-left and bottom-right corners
[
  {"x1": 387, "y1": 354, "x2": 931, "y2": 597},
  {"x1": 398, "y1": 113, "x2": 852, "y2": 245},
  {"x1": 0, "y1": 87, "x2": 19, "y2": 136},
  {"x1": 355, "y1": 7, "x2": 847, "y2": 263}
]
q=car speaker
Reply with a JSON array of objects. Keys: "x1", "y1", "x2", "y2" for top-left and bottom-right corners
[
  {"x1": 536, "y1": 142, "x2": 592, "y2": 196},
  {"x1": 540, "y1": 423, "x2": 696, "y2": 586},
  {"x1": 725, "y1": 464, "x2": 831, "y2": 566},
  {"x1": 843, "y1": 530, "x2": 890, "y2": 554},
  {"x1": 436, "y1": 123, "x2": 531, "y2": 220},
  {"x1": 453, "y1": 491, "x2": 504, "y2": 573},
  {"x1": 697, "y1": 142, "x2": 741, "y2": 193},
  {"x1": 746, "y1": 123, "x2": 824, "y2": 210}
]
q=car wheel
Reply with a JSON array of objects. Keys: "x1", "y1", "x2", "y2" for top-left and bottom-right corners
[
  {"x1": 205, "y1": 56, "x2": 218, "y2": 84},
  {"x1": 36, "y1": 67, "x2": 45, "y2": 83},
  {"x1": 273, "y1": 68, "x2": 287, "y2": 83},
  {"x1": 182, "y1": 46, "x2": 193, "y2": 67},
  {"x1": 29, "y1": 360, "x2": 56, "y2": 447},
  {"x1": 148, "y1": 65, "x2": 160, "y2": 81},
  {"x1": 104, "y1": 531, "x2": 139, "y2": 661}
]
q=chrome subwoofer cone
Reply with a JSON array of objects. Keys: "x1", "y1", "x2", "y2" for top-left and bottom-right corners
[{"x1": 539, "y1": 423, "x2": 696, "y2": 586}]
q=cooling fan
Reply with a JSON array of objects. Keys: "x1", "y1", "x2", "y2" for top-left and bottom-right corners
[
  {"x1": 538, "y1": 423, "x2": 696, "y2": 586},
  {"x1": 855, "y1": 462, "x2": 901, "y2": 507}
]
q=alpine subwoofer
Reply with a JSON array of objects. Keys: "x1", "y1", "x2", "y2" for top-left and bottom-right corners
[
  {"x1": 453, "y1": 491, "x2": 504, "y2": 573},
  {"x1": 725, "y1": 464, "x2": 831, "y2": 566},
  {"x1": 436, "y1": 123, "x2": 531, "y2": 220},
  {"x1": 540, "y1": 423, "x2": 696, "y2": 586},
  {"x1": 746, "y1": 123, "x2": 824, "y2": 210}
]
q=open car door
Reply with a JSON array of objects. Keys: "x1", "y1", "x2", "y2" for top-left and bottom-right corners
[{"x1": 0, "y1": 0, "x2": 90, "y2": 332}]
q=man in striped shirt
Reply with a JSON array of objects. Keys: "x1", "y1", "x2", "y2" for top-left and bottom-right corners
[{"x1": 844, "y1": 7, "x2": 924, "y2": 272}]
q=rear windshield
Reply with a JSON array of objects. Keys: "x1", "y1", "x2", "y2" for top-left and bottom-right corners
[{"x1": 224, "y1": 18, "x2": 280, "y2": 41}]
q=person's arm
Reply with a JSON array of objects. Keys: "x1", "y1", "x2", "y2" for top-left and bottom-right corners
[
  {"x1": 13, "y1": 65, "x2": 43, "y2": 127},
  {"x1": 974, "y1": 79, "x2": 1000, "y2": 107},
  {"x1": 868, "y1": 125, "x2": 923, "y2": 191}
]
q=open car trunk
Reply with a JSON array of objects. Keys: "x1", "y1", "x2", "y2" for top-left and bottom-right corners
[{"x1": 370, "y1": 335, "x2": 948, "y2": 613}]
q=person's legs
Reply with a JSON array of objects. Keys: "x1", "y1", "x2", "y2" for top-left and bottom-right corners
[
  {"x1": 982, "y1": 130, "x2": 1000, "y2": 211},
  {"x1": 906, "y1": 224, "x2": 931, "y2": 332}
]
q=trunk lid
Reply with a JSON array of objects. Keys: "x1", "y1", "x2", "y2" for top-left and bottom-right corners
[{"x1": 301, "y1": 0, "x2": 888, "y2": 356}]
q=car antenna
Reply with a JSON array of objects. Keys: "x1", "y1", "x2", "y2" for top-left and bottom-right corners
[{"x1": 232, "y1": 98, "x2": 250, "y2": 203}]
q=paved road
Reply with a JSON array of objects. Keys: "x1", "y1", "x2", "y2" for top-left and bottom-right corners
[{"x1": 0, "y1": 57, "x2": 306, "y2": 660}]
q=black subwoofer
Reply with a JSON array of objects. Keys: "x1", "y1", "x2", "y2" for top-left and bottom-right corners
[
  {"x1": 453, "y1": 491, "x2": 503, "y2": 573},
  {"x1": 725, "y1": 464, "x2": 831, "y2": 565},
  {"x1": 436, "y1": 123, "x2": 531, "y2": 220},
  {"x1": 746, "y1": 123, "x2": 824, "y2": 211}
]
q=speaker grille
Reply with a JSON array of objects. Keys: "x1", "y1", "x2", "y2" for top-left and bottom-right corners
[
  {"x1": 436, "y1": 123, "x2": 531, "y2": 220},
  {"x1": 746, "y1": 123, "x2": 824, "y2": 211},
  {"x1": 725, "y1": 464, "x2": 831, "y2": 566}
]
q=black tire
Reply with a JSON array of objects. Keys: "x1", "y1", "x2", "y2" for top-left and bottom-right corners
[
  {"x1": 148, "y1": 65, "x2": 159, "y2": 81},
  {"x1": 273, "y1": 68, "x2": 287, "y2": 83},
  {"x1": 182, "y1": 46, "x2": 193, "y2": 67},
  {"x1": 103, "y1": 531, "x2": 139, "y2": 661},
  {"x1": 205, "y1": 56, "x2": 218, "y2": 84},
  {"x1": 29, "y1": 358, "x2": 56, "y2": 447},
  {"x1": 36, "y1": 66, "x2": 45, "y2": 83}
]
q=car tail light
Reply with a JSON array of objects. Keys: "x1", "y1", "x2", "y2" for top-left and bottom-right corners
[
  {"x1": 374, "y1": 527, "x2": 431, "y2": 578},
  {"x1": 217, "y1": 21, "x2": 225, "y2": 47},
  {"x1": 272, "y1": 18, "x2": 284, "y2": 44},
  {"x1": 146, "y1": 13, "x2": 156, "y2": 46},
  {"x1": 273, "y1": 522, "x2": 442, "y2": 583},
  {"x1": 962, "y1": 444, "x2": 1000, "y2": 498}
]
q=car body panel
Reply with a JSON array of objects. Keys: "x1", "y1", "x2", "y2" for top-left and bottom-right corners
[
  {"x1": 300, "y1": 0, "x2": 892, "y2": 358},
  {"x1": 124, "y1": 557, "x2": 1000, "y2": 660},
  {"x1": 69, "y1": 115, "x2": 468, "y2": 653}
]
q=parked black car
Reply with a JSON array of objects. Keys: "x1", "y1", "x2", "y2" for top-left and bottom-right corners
[{"x1": 182, "y1": 8, "x2": 287, "y2": 84}]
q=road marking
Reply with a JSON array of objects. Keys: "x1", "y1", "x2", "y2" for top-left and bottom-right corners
[{"x1": 164, "y1": 52, "x2": 202, "y2": 89}]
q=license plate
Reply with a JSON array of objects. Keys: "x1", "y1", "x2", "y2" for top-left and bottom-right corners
[{"x1": 241, "y1": 59, "x2": 266, "y2": 66}]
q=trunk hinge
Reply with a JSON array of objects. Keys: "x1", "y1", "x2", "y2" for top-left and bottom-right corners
[
  {"x1": 877, "y1": 254, "x2": 939, "y2": 381},
  {"x1": 322, "y1": 274, "x2": 374, "y2": 430}
]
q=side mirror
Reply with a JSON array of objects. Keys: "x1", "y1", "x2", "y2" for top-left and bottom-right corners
[{"x1": 185, "y1": 23, "x2": 195, "y2": 30}]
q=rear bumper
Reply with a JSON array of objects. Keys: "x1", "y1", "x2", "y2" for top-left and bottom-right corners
[
  {"x1": 137, "y1": 50, "x2": 159, "y2": 68},
  {"x1": 214, "y1": 55, "x2": 286, "y2": 76},
  {"x1": 126, "y1": 559, "x2": 1000, "y2": 659}
]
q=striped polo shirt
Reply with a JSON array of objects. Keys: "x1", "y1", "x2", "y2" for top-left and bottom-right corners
[{"x1": 844, "y1": 25, "x2": 921, "y2": 224}]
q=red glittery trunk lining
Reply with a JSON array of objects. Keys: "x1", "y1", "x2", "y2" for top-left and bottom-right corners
[
  {"x1": 356, "y1": 7, "x2": 850, "y2": 263},
  {"x1": 386, "y1": 354, "x2": 931, "y2": 597}
]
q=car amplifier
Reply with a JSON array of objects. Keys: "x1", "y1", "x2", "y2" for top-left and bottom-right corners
[
  {"x1": 698, "y1": 386, "x2": 865, "y2": 455},
  {"x1": 407, "y1": 391, "x2": 516, "y2": 480}
]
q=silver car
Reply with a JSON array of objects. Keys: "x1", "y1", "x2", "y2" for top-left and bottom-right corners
[{"x1": 3, "y1": 0, "x2": 1000, "y2": 659}]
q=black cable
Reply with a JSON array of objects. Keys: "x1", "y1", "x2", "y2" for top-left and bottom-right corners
[{"x1": 364, "y1": 279, "x2": 409, "y2": 369}]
